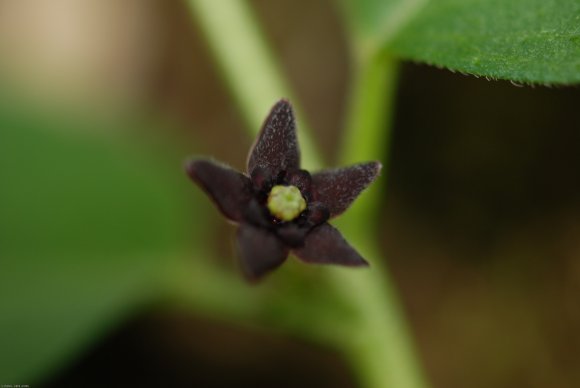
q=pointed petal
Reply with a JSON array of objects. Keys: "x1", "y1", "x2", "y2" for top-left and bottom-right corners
[
  {"x1": 186, "y1": 159, "x2": 252, "y2": 222},
  {"x1": 292, "y1": 223, "x2": 368, "y2": 266},
  {"x1": 237, "y1": 225, "x2": 289, "y2": 280},
  {"x1": 312, "y1": 161, "x2": 382, "y2": 218},
  {"x1": 247, "y1": 99, "x2": 300, "y2": 176}
]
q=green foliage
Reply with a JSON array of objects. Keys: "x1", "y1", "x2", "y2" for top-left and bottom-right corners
[
  {"x1": 0, "y1": 108, "x2": 196, "y2": 383},
  {"x1": 341, "y1": 0, "x2": 580, "y2": 84}
]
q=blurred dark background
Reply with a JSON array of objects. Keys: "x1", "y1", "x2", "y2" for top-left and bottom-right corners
[{"x1": 1, "y1": 0, "x2": 578, "y2": 387}]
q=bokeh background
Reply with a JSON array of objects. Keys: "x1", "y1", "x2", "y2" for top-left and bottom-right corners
[{"x1": 1, "y1": 1, "x2": 579, "y2": 387}]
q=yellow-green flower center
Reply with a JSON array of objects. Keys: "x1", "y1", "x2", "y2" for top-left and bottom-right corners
[{"x1": 267, "y1": 185, "x2": 306, "y2": 221}]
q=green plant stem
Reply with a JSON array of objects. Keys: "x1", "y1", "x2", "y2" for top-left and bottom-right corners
[
  {"x1": 333, "y1": 53, "x2": 429, "y2": 388},
  {"x1": 186, "y1": 1, "x2": 429, "y2": 388}
]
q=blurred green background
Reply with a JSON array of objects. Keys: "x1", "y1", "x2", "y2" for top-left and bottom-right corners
[{"x1": 1, "y1": 1, "x2": 579, "y2": 387}]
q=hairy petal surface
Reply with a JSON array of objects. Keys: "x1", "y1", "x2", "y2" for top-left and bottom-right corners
[
  {"x1": 312, "y1": 161, "x2": 382, "y2": 218},
  {"x1": 293, "y1": 223, "x2": 368, "y2": 266},
  {"x1": 247, "y1": 99, "x2": 300, "y2": 176},
  {"x1": 237, "y1": 225, "x2": 289, "y2": 280},
  {"x1": 186, "y1": 159, "x2": 252, "y2": 222}
]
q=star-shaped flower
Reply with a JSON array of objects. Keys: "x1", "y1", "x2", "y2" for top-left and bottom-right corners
[{"x1": 186, "y1": 99, "x2": 381, "y2": 280}]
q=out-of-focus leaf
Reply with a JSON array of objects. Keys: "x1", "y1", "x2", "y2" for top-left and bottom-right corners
[
  {"x1": 0, "y1": 107, "x2": 200, "y2": 383},
  {"x1": 339, "y1": 0, "x2": 580, "y2": 84}
]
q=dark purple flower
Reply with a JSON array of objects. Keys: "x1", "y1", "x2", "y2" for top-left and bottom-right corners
[{"x1": 186, "y1": 99, "x2": 381, "y2": 280}]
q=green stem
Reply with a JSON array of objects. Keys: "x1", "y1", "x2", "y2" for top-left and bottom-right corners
[
  {"x1": 186, "y1": 1, "x2": 429, "y2": 388},
  {"x1": 332, "y1": 53, "x2": 429, "y2": 388}
]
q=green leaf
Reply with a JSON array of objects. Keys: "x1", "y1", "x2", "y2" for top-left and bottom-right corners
[
  {"x1": 340, "y1": 0, "x2": 580, "y2": 84},
  {"x1": 0, "y1": 108, "x2": 198, "y2": 383}
]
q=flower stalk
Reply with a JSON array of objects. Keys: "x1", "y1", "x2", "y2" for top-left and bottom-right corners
[{"x1": 333, "y1": 52, "x2": 429, "y2": 388}]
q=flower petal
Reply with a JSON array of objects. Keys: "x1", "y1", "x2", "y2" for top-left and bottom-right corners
[
  {"x1": 312, "y1": 161, "x2": 382, "y2": 218},
  {"x1": 292, "y1": 223, "x2": 368, "y2": 266},
  {"x1": 186, "y1": 159, "x2": 252, "y2": 222},
  {"x1": 237, "y1": 225, "x2": 289, "y2": 280},
  {"x1": 247, "y1": 99, "x2": 300, "y2": 176}
]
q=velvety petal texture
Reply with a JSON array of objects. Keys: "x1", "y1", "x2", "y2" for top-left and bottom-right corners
[
  {"x1": 293, "y1": 223, "x2": 368, "y2": 266},
  {"x1": 186, "y1": 159, "x2": 252, "y2": 222},
  {"x1": 186, "y1": 99, "x2": 380, "y2": 280},
  {"x1": 247, "y1": 99, "x2": 300, "y2": 176},
  {"x1": 312, "y1": 162, "x2": 382, "y2": 218},
  {"x1": 237, "y1": 224, "x2": 289, "y2": 279}
]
